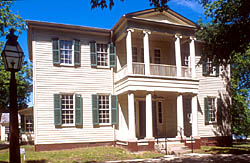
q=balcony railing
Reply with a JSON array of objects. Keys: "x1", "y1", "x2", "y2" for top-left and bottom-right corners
[
  {"x1": 181, "y1": 66, "x2": 192, "y2": 78},
  {"x1": 133, "y1": 62, "x2": 145, "y2": 75},
  {"x1": 115, "y1": 63, "x2": 192, "y2": 81},
  {"x1": 150, "y1": 64, "x2": 177, "y2": 77}
]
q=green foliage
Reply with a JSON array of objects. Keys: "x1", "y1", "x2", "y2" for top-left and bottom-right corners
[
  {"x1": 196, "y1": 0, "x2": 250, "y2": 64},
  {"x1": 0, "y1": 1, "x2": 32, "y2": 110},
  {"x1": 197, "y1": 0, "x2": 250, "y2": 137},
  {"x1": 231, "y1": 49, "x2": 250, "y2": 137},
  {"x1": 90, "y1": 0, "x2": 170, "y2": 11}
]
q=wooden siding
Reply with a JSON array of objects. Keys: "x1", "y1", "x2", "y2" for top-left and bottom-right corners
[
  {"x1": 33, "y1": 29, "x2": 114, "y2": 144},
  {"x1": 195, "y1": 43, "x2": 230, "y2": 137}
]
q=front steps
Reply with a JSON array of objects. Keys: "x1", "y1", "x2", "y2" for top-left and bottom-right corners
[{"x1": 155, "y1": 139, "x2": 191, "y2": 156}]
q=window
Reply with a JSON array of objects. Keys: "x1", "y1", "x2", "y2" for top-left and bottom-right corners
[
  {"x1": 98, "y1": 95, "x2": 110, "y2": 124},
  {"x1": 158, "y1": 102, "x2": 163, "y2": 124},
  {"x1": 54, "y1": 94, "x2": 82, "y2": 126},
  {"x1": 60, "y1": 40, "x2": 73, "y2": 65},
  {"x1": 203, "y1": 57, "x2": 219, "y2": 76},
  {"x1": 90, "y1": 41, "x2": 116, "y2": 68},
  {"x1": 52, "y1": 39, "x2": 80, "y2": 66},
  {"x1": 92, "y1": 94, "x2": 118, "y2": 125},
  {"x1": 154, "y1": 49, "x2": 161, "y2": 64},
  {"x1": 205, "y1": 97, "x2": 217, "y2": 124},
  {"x1": 25, "y1": 115, "x2": 33, "y2": 132},
  {"x1": 97, "y1": 43, "x2": 108, "y2": 66},
  {"x1": 132, "y1": 47, "x2": 138, "y2": 62},
  {"x1": 61, "y1": 95, "x2": 74, "y2": 125},
  {"x1": 5, "y1": 126, "x2": 9, "y2": 134}
]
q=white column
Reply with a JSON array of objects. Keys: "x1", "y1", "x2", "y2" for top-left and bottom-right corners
[
  {"x1": 128, "y1": 92, "x2": 136, "y2": 140},
  {"x1": 146, "y1": 92, "x2": 153, "y2": 139},
  {"x1": 192, "y1": 95, "x2": 198, "y2": 137},
  {"x1": 189, "y1": 36, "x2": 196, "y2": 78},
  {"x1": 176, "y1": 94, "x2": 184, "y2": 137},
  {"x1": 126, "y1": 29, "x2": 134, "y2": 74},
  {"x1": 143, "y1": 31, "x2": 151, "y2": 75},
  {"x1": 175, "y1": 34, "x2": 182, "y2": 77}
]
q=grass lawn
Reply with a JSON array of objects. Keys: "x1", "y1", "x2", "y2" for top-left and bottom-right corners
[
  {"x1": 194, "y1": 141, "x2": 250, "y2": 154},
  {"x1": 0, "y1": 145, "x2": 163, "y2": 163}
]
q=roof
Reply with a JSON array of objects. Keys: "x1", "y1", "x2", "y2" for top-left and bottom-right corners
[{"x1": 27, "y1": 8, "x2": 199, "y2": 61}]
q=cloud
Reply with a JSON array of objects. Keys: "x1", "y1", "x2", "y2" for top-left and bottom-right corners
[{"x1": 171, "y1": 0, "x2": 204, "y2": 13}]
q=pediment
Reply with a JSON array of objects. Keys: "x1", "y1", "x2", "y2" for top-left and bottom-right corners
[{"x1": 127, "y1": 9, "x2": 197, "y2": 28}]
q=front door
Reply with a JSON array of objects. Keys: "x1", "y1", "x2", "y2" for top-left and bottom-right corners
[
  {"x1": 183, "y1": 96, "x2": 192, "y2": 137},
  {"x1": 138, "y1": 101, "x2": 146, "y2": 139}
]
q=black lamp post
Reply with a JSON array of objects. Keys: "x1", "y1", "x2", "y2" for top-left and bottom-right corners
[{"x1": 1, "y1": 29, "x2": 24, "y2": 163}]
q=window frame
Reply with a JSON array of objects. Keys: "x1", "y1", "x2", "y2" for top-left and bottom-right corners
[
  {"x1": 157, "y1": 101, "x2": 163, "y2": 125},
  {"x1": 59, "y1": 40, "x2": 75, "y2": 66},
  {"x1": 154, "y1": 48, "x2": 161, "y2": 64},
  {"x1": 25, "y1": 115, "x2": 34, "y2": 133},
  {"x1": 207, "y1": 97, "x2": 217, "y2": 124},
  {"x1": 60, "y1": 94, "x2": 75, "y2": 127},
  {"x1": 132, "y1": 47, "x2": 138, "y2": 62},
  {"x1": 96, "y1": 43, "x2": 109, "y2": 68},
  {"x1": 97, "y1": 94, "x2": 112, "y2": 125}
]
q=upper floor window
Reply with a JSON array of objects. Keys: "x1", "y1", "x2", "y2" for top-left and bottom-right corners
[
  {"x1": 132, "y1": 47, "x2": 138, "y2": 62},
  {"x1": 154, "y1": 49, "x2": 161, "y2": 64},
  {"x1": 90, "y1": 41, "x2": 116, "y2": 68},
  {"x1": 52, "y1": 39, "x2": 81, "y2": 66},
  {"x1": 60, "y1": 40, "x2": 73, "y2": 65},
  {"x1": 203, "y1": 57, "x2": 219, "y2": 77},
  {"x1": 97, "y1": 43, "x2": 108, "y2": 67}
]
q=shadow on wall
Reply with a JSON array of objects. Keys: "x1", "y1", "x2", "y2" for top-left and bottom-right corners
[{"x1": 213, "y1": 65, "x2": 232, "y2": 146}]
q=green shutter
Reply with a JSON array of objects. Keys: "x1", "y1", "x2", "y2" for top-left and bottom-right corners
[
  {"x1": 217, "y1": 98, "x2": 222, "y2": 124},
  {"x1": 109, "y1": 43, "x2": 116, "y2": 67},
  {"x1": 54, "y1": 94, "x2": 62, "y2": 126},
  {"x1": 75, "y1": 94, "x2": 83, "y2": 126},
  {"x1": 111, "y1": 95, "x2": 118, "y2": 124},
  {"x1": 90, "y1": 41, "x2": 97, "y2": 67},
  {"x1": 74, "y1": 40, "x2": 81, "y2": 66},
  {"x1": 92, "y1": 94, "x2": 99, "y2": 125},
  {"x1": 216, "y1": 65, "x2": 220, "y2": 77},
  {"x1": 52, "y1": 39, "x2": 60, "y2": 64},
  {"x1": 204, "y1": 97, "x2": 209, "y2": 125}
]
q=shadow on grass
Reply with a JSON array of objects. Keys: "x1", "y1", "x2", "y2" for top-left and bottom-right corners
[
  {"x1": 25, "y1": 160, "x2": 47, "y2": 163},
  {"x1": 0, "y1": 144, "x2": 9, "y2": 150}
]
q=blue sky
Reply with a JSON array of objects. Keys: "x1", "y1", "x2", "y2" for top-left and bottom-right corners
[{"x1": 9, "y1": 0, "x2": 204, "y2": 106}]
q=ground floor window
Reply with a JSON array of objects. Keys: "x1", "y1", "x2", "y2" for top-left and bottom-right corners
[
  {"x1": 61, "y1": 95, "x2": 74, "y2": 125},
  {"x1": 25, "y1": 115, "x2": 33, "y2": 132},
  {"x1": 205, "y1": 97, "x2": 217, "y2": 124},
  {"x1": 98, "y1": 95, "x2": 110, "y2": 124}
]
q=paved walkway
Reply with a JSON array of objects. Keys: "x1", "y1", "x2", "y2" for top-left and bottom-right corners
[{"x1": 107, "y1": 153, "x2": 250, "y2": 163}]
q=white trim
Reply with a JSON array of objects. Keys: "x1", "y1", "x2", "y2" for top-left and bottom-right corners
[
  {"x1": 60, "y1": 94, "x2": 75, "y2": 127},
  {"x1": 59, "y1": 40, "x2": 75, "y2": 66},
  {"x1": 96, "y1": 43, "x2": 109, "y2": 68}
]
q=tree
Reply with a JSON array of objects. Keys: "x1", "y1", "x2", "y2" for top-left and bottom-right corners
[
  {"x1": 90, "y1": 0, "x2": 170, "y2": 10},
  {"x1": 196, "y1": 0, "x2": 250, "y2": 137},
  {"x1": 0, "y1": 1, "x2": 32, "y2": 112}
]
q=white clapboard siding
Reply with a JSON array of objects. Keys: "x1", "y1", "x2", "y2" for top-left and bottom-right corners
[
  {"x1": 33, "y1": 30, "x2": 114, "y2": 145},
  {"x1": 195, "y1": 55, "x2": 229, "y2": 137}
]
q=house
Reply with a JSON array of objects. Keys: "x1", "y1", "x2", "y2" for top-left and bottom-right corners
[
  {"x1": 0, "y1": 107, "x2": 34, "y2": 143},
  {"x1": 26, "y1": 8, "x2": 231, "y2": 152}
]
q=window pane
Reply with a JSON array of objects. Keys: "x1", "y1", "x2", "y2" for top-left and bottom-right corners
[
  {"x1": 60, "y1": 40, "x2": 73, "y2": 64},
  {"x1": 97, "y1": 43, "x2": 108, "y2": 66},
  {"x1": 98, "y1": 95, "x2": 110, "y2": 123},
  {"x1": 61, "y1": 95, "x2": 74, "y2": 125}
]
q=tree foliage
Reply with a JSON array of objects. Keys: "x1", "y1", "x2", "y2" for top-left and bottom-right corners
[
  {"x1": 0, "y1": 1, "x2": 32, "y2": 111},
  {"x1": 197, "y1": 0, "x2": 250, "y2": 136},
  {"x1": 90, "y1": 0, "x2": 170, "y2": 11}
]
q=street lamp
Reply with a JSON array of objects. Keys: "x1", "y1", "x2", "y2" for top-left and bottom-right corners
[{"x1": 1, "y1": 29, "x2": 24, "y2": 163}]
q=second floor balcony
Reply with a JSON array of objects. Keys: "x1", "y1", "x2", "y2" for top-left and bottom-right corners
[{"x1": 115, "y1": 63, "x2": 191, "y2": 82}]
